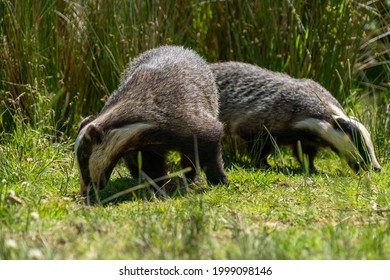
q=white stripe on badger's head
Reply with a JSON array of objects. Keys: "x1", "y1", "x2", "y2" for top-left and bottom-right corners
[
  {"x1": 75, "y1": 121, "x2": 104, "y2": 194},
  {"x1": 328, "y1": 103, "x2": 346, "y2": 118},
  {"x1": 75, "y1": 122, "x2": 154, "y2": 194},
  {"x1": 334, "y1": 116, "x2": 381, "y2": 171},
  {"x1": 293, "y1": 117, "x2": 381, "y2": 172},
  {"x1": 293, "y1": 118, "x2": 357, "y2": 160}
]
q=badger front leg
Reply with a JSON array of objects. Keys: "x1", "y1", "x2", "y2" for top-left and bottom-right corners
[
  {"x1": 180, "y1": 139, "x2": 228, "y2": 185},
  {"x1": 123, "y1": 150, "x2": 168, "y2": 186},
  {"x1": 198, "y1": 140, "x2": 229, "y2": 185}
]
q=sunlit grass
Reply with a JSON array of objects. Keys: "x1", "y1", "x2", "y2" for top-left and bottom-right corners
[
  {"x1": 0, "y1": 0, "x2": 389, "y2": 260},
  {"x1": 1, "y1": 116, "x2": 389, "y2": 259}
]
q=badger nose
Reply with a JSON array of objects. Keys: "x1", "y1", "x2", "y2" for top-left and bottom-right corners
[{"x1": 373, "y1": 166, "x2": 381, "y2": 172}]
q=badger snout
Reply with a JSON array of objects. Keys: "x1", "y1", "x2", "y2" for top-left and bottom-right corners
[
  {"x1": 80, "y1": 176, "x2": 108, "y2": 195},
  {"x1": 346, "y1": 157, "x2": 381, "y2": 173},
  {"x1": 373, "y1": 166, "x2": 382, "y2": 172}
]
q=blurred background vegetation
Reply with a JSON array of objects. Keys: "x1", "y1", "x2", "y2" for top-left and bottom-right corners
[{"x1": 0, "y1": 0, "x2": 389, "y2": 143}]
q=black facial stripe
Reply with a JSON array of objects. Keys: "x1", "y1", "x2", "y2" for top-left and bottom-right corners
[
  {"x1": 333, "y1": 118, "x2": 371, "y2": 165},
  {"x1": 76, "y1": 137, "x2": 94, "y2": 186},
  {"x1": 346, "y1": 125, "x2": 370, "y2": 164}
]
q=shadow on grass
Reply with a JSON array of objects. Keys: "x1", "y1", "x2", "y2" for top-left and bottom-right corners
[
  {"x1": 223, "y1": 154, "x2": 306, "y2": 175},
  {"x1": 81, "y1": 173, "x2": 216, "y2": 206},
  {"x1": 224, "y1": 154, "x2": 355, "y2": 179}
]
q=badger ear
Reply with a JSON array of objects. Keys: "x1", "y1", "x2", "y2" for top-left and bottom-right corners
[
  {"x1": 79, "y1": 115, "x2": 96, "y2": 132},
  {"x1": 84, "y1": 123, "x2": 104, "y2": 144}
]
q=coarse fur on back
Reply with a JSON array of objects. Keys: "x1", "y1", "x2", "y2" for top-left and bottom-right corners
[
  {"x1": 210, "y1": 61, "x2": 381, "y2": 173},
  {"x1": 75, "y1": 45, "x2": 228, "y2": 195}
]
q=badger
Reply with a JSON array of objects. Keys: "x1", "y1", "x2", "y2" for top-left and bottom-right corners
[
  {"x1": 74, "y1": 46, "x2": 229, "y2": 195},
  {"x1": 210, "y1": 61, "x2": 381, "y2": 173}
]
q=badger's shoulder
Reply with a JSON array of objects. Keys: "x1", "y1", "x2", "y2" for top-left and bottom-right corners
[
  {"x1": 300, "y1": 79, "x2": 346, "y2": 116},
  {"x1": 93, "y1": 46, "x2": 219, "y2": 130}
]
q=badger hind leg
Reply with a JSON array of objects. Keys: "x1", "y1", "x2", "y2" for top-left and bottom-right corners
[
  {"x1": 139, "y1": 150, "x2": 168, "y2": 184},
  {"x1": 180, "y1": 140, "x2": 228, "y2": 185},
  {"x1": 179, "y1": 121, "x2": 228, "y2": 185},
  {"x1": 122, "y1": 151, "x2": 140, "y2": 178}
]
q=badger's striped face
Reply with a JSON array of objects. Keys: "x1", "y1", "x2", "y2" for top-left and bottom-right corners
[
  {"x1": 323, "y1": 105, "x2": 380, "y2": 171},
  {"x1": 74, "y1": 121, "x2": 155, "y2": 194},
  {"x1": 74, "y1": 122, "x2": 110, "y2": 194},
  {"x1": 338, "y1": 117, "x2": 381, "y2": 172},
  {"x1": 293, "y1": 116, "x2": 381, "y2": 172}
]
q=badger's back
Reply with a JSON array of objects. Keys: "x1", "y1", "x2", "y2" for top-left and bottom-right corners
[
  {"x1": 210, "y1": 62, "x2": 346, "y2": 135},
  {"x1": 99, "y1": 46, "x2": 220, "y2": 134},
  {"x1": 210, "y1": 61, "x2": 381, "y2": 172}
]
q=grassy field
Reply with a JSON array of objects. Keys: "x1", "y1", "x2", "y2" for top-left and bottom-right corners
[
  {"x1": 0, "y1": 116, "x2": 389, "y2": 260},
  {"x1": 1, "y1": 0, "x2": 390, "y2": 260}
]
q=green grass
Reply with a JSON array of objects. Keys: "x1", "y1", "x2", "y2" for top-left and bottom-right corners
[
  {"x1": 0, "y1": 0, "x2": 389, "y2": 260},
  {"x1": 1, "y1": 117, "x2": 389, "y2": 260},
  {"x1": 1, "y1": 0, "x2": 388, "y2": 133}
]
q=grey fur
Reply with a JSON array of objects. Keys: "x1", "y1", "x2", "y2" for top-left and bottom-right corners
[
  {"x1": 75, "y1": 46, "x2": 228, "y2": 194},
  {"x1": 210, "y1": 61, "x2": 381, "y2": 172}
]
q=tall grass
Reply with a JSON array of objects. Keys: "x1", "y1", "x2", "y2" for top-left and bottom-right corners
[{"x1": 0, "y1": 0, "x2": 388, "y2": 137}]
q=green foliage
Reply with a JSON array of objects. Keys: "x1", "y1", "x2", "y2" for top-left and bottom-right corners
[
  {"x1": 0, "y1": 0, "x2": 389, "y2": 134},
  {"x1": 1, "y1": 119, "x2": 390, "y2": 259}
]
